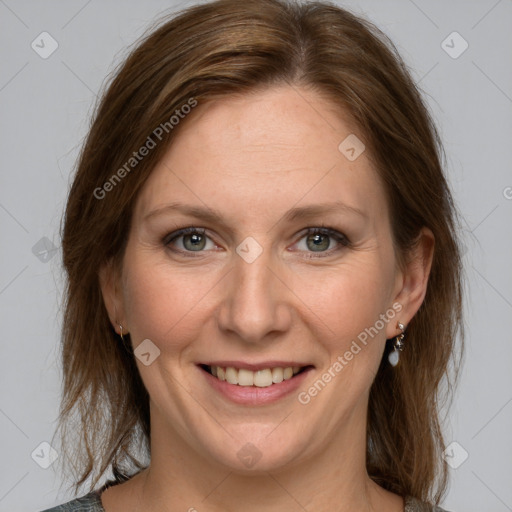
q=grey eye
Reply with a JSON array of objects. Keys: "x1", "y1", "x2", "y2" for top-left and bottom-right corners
[
  {"x1": 182, "y1": 232, "x2": 207, "y2": 251},
  {"x1": 306, "y1": 233, "x2": 331, "y2": 251}
]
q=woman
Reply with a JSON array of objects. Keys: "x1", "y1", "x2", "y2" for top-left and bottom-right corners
[{"x1": 41, "y1": 0, "x2": 463, "y2": 510}]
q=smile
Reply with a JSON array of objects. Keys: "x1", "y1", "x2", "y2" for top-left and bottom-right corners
[
  {"x1": 198, "y1": 361, "x2": 314, "y2": 405},
  {"x1": 203, "y1": 365, "x2": 307, "y2": 387}
]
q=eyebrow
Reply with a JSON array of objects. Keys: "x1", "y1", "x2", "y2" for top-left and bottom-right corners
[
  {"x1": 143, "y1": 200, "x2": 367, "y2": 226},
  {"x1": 284, "y1": 201, "x2": 367, "y2": 222}
]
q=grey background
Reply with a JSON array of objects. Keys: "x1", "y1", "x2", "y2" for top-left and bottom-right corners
[{"x1": 0, "y1": 0, "x2": 511, "y2": 511}]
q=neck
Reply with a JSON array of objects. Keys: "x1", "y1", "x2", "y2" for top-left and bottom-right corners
[{"x1": 133, "y1": 401, "x2": 401, "y2": 512}]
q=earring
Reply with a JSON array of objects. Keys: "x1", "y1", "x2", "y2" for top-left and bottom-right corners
[
  {"x1": 117, "y1": 324, "x2": 132, "y2": 353},
  {"x1": 388, "y1": 322, "x2": 405, "y2": 367}
]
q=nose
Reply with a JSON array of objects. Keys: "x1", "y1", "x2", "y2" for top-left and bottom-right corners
[{"x1": 216, "y1": 245, "x2": 293, "y2": 344}]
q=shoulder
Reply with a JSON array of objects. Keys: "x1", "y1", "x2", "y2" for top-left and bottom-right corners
[
  {"x1": 38, "y1": 491, "x2": 104, "y2": 512},
  {"x1": 405, "y1": 496, "x2": 453, "y2": 512}
]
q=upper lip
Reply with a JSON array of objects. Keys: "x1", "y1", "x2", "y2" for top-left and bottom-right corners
[{"x1": 199, "y1": 361, "x2": 313, "y2": 371}]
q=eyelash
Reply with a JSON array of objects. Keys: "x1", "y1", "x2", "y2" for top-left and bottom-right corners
[{"x1": 163, "y1": 226, "x2": 351, "y2": 258}]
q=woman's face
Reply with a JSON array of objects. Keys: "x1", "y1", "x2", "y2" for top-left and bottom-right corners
[{"x1": 103, "y1": 85, "x2": 425, "y2": 473}]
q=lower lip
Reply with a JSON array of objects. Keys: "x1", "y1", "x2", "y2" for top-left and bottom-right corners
[{"x1": 200, "y1": 366, "x2": 313, "y2": 405}]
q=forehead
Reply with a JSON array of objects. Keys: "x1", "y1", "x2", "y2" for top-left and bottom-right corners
[{"x1": 134, "y1": 85, "x2": 387, "y2": 224}]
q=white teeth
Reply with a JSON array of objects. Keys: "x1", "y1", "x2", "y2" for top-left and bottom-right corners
[
  {"x1": 272, "y1": 367, "x2": 284, "y2": 383},
  {"x1": 225, "y1": 367, "x2": 238, "y2": 385},
  {"x1": 238, "y1": 368, "x2": 254, "y2": 386},
  {"x1": 254, "y1": 369, "x2": 272, "y2": 387},
  {"x1": 209, "y1": 365, "x2": 303, "y2": 388}
]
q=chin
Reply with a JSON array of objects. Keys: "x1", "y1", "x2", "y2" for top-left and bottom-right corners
[{"x1": 198, "y1": 429, "x2": 313, "y2": 474}]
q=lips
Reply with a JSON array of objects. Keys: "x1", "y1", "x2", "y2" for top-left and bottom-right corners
[{"x1": 198, "y1": 362, "x2": 314, "y2": 405}]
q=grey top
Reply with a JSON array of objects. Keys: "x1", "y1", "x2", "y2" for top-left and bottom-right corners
[{"x1": 40, "y1": 484, "x2": 451, "y2": 511}]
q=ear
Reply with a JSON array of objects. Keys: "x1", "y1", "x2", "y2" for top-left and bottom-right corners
[
  {"x1": 386, "y1": 227, "x2": 435, "y2": 338},
  {"x1": 99, "y1": 258, "x2": 127, "y2": 335}
]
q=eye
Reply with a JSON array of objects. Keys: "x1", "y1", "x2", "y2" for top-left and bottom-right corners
[
  {"x1": 164, "y1": 227, "x2": 217, "y2": 253},
  {"x1": 163, "y1": 226, "x2": 349, "y2": 257},
  {"x1": 293, "y1": 227, "x2": 350, "y2": 256}
]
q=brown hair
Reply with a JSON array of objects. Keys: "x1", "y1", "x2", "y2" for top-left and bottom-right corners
[{"x1": 56, "y1": 0, "x2": 464, "y2": 504}]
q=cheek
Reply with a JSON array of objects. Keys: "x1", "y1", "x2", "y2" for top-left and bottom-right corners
[
  {"x1": 121, "y1": 250, "x2": 210, "y2": 348},
  {"x1": 301, "y1": 260, "x2": 392, "y2": 339},
  {"x1": 298, "y1": 259, "x2": 396, "y2": 395}
]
